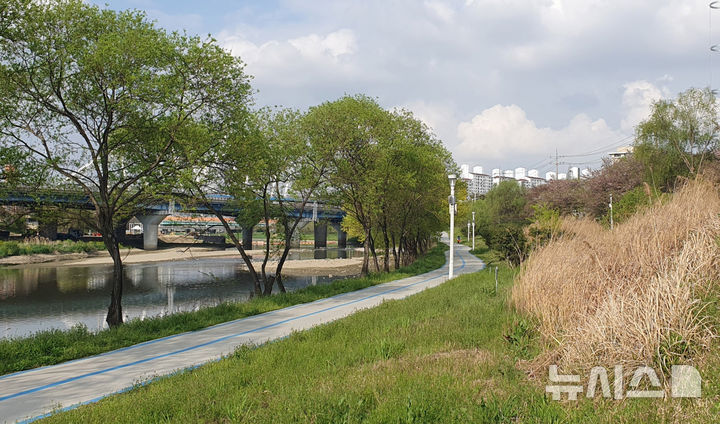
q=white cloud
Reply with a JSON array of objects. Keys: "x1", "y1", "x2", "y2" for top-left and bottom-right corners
[
  {"x1": 218, "y1": 28, "x2": 361, "y2": 98},
  {"x1": 397, "y1": 100, "x2": 458, "y2": 145},
  {"x1": 424, "y1": 1, "x2": 455, "y2": 23},
  {"x1": 620, "y1": 80, "x2": 667, "y2": 132},
  {"x1": 220, "y1": 28, "x2": 357, "y2": 66},
  {"x1": 456, "y1": 104, "x2": 620, "y2": 164},
  {"x1": 288, "y1": 29, "x2": 357, "y2": 60},
  {"x1": 182, "y1": 0, "x2": 707, "y2": 169}
]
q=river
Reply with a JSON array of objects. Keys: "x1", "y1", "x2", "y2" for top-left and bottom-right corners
[{"x1": 0, "y1": 248, "x2": 359, "y2": 339}]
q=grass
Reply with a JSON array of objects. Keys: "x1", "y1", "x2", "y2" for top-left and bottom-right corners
[
  {"x1": 41, "y1": 245, "x2": 719, "y2": 423},
  {"x1": 0, "y1": 245, "x2": 447, "y2": 376},
  {"x1": 0, "y1": 240, "x2": 106, "y2": 258}
]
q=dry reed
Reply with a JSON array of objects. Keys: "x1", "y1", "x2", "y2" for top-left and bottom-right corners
[{"x1": 512, "y1": 179, "x2": 720, "y2": 377}]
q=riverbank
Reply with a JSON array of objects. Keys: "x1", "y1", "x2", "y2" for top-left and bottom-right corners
[
  {"x1": 38, "y1": 245, "x2": 517, "y2": 423},
  {"x1": 39, "y1": 245, "x2": 719, "y2": 423},
  {"x1": 0, "y1": 240, "x2": 106, "y2": 265},
  {"x1": 0, "y1": 245, "x2": 446, "y2": 376},
  {"x1": 0, "y1": 245, "x2": 365, "y2": 276}
]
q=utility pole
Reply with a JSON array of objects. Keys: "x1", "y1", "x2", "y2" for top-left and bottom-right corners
[
  {"x1": 471, "y1": 211, "x2": 475, "y2": 251},
  {"x1": 448, "y1": 174, "x2": 456, "y2": 280},
  {"x1": 609, "y1": 194, "x2": 614, "y2": 230},
  {"x1": 555, "y1": 148, "x2": 559, "y2": 179}
]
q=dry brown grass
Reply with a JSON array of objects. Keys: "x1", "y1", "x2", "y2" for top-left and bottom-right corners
[{"x1": 512, "y1": 179, "x2": 720, "y2": 378}]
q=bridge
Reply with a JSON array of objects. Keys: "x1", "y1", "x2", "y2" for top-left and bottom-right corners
[{"x1": 0, "y1": 190, "x2": 347, "y2": 250}]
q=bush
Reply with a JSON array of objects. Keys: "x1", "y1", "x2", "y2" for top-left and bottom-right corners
[
  {"x1": 527, "y1": 204, "x2": 561, "y2": 249},
  {"x1": 0, "y1": 240, "x2": 105, "y2": 258},
  {"x1": 601, "y1": 184, "x2": 657, "y2": 226},
  {"x1": 489, "y1": 225, "x2": 527, "y2": 266}
]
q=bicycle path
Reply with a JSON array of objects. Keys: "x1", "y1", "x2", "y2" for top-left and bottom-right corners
[{"x1": 0, "y1": 243, "x2": 483, "y2": 423}]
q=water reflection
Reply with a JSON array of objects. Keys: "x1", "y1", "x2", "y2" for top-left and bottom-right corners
[{"x1": 0, "y1": 248, "x2": 358, "y2": 339}]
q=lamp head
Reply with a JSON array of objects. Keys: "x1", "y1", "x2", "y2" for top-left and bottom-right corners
[{"x1": 448, "y1": 174, "x2": 456, "y2": 187}]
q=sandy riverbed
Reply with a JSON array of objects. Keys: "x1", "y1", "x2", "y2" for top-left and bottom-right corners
[{"x1": 0, "y1": 246, "x2": 365, "y2": 276}]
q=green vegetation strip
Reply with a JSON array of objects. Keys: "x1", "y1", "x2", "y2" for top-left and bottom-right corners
[
  {"x1": 42, "y1": 247, "x2": 715, "y2": 423},
  {"x1": 0, "y1": 246, "x2": 447, "y2": 376},
  {"x1": 0, "y1": 240, "x2": 105, "y2": 258}
]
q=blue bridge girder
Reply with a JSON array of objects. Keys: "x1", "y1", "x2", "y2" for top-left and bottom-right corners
[{"x1": 0, "y1": 190, "x2": 345, "y2": 222}]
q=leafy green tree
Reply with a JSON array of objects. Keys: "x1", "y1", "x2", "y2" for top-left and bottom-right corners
[
  {"x1": 180, "y1": 107, "x2": 331, "y2": 296},
  {"x1": 472, "y1": 180, "x2": 529, "y2": 265},
  {"x1": 0, "y1": 0, "x2": 252, "y2": 326},
  {"x1": 304, "y1": 95, "x2": 389, "y2": 276},
  {"x1": 486, "y1": 180, "x2": 528, "y2": 226},
  {"x1": 383, "y1": 109, "x2": 453, "y2": 268},
  {"x1": 636, "y1": 87, "x2": 719, "y2": 187}
]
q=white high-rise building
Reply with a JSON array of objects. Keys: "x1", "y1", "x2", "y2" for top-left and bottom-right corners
[
  {"x1": 468, "y1": 172, "x2": 492, "y2": 198},
  {"x1": 460, "y1": 164, "x2": 471, "y2": 179},
  {"x1": 568, "y1": 167, "x2": 580, "y2": 180},
  {"x1": 463, "y1": 164, "x2": 548, "y2": 193}
]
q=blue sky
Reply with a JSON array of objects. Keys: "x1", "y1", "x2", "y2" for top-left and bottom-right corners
[{"x1": 92, "y1": 0, "x2": 714, "y2": 175}]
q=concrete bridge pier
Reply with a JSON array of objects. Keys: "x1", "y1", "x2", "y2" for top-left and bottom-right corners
[
  {"x1": 330, "y1": 222, "x2": 347, "y2": 249},
  {"x1": 38, "y1": 222, "x2": 58, "y2": 241},
  {"x1": 137, "y1": 214, "x2": 168, "y2": 250},
  {"x1": 314, "y1": 221, "x2": 327, "y2": 249},
  {"x1": 285, "y1": 221, "x2": 300, "y2": 248},
  {"x1": 114, "y1": 219, "x2": 130, "y2": 245},
  {"x1": 242, "y1": 226, "x2": 254, "y2": 250}
]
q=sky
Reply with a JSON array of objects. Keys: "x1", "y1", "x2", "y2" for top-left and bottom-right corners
[{"x1": 91, "y1": 0, "x2": 716, "y2": 175}]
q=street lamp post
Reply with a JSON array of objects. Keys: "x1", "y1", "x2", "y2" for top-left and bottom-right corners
[
  {"x1": 448, "y1": 174, "x2": 456, "y2": 280},
  {"x1": 471, "y1": 211, "x2": 475, "y2": 251},
  {"x1": 467, "y1": 221, "x2": 470, "y2": 246}
]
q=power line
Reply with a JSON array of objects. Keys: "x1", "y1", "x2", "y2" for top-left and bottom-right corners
[
  {"x1": 557, "y1": 135, "x2": 633, "y2": 158},
  {"x1": 525, "y1": 156, "x2": 553, "y2": 169}
]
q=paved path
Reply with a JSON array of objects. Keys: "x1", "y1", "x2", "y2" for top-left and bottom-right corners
[{"x1": 0, "y1": 244, "x2": 483, "y2": 423}]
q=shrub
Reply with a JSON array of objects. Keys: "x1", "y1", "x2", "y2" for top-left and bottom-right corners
[
  {"x1": 0, "y1": 240, "x2": 105, "y2": 258},
  {"x1": 489, "y1": 225, "x2": 527, "y2": 266},
  {"x1": 527, "y1": 204, "x2": 561, "y2": 249}
]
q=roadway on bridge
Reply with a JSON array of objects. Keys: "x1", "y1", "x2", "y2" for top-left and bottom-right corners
[{"x1": 0, "y1": 243, "x2": 484, "y2": 423}]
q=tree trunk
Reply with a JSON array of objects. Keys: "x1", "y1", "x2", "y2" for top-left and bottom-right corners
[
  {"x1": 204, "y1": 199, "x2": 261, "y2": 296},
  {"x1": 261, "y1": 194, "x2": 273, "y2": 296},
  {"x1": 382, "y1": 223, "x2": 390, "y2": 273},
  {"x1": 103, "y1": 230, "x2": 124, "y2": 327},
  {"x1": 275, "y1": 273, "x2": 287, "y2": 293},
  {"x1": 392, "y1": 233, "x2": 399, "y2": 270},
  {"x1": 361, "y1": 227, "x2": 371, "y2": 276},
  {"x1": 369, "y1": 233, "x2": 380, "y2": 272}
]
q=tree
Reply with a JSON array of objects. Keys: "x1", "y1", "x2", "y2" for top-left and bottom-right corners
[
  {"x1": 179, "y1": 107, "x2": 330, "y2": 297},
  {"x1": 473, "y1": 181, "x2": 530, "y2": 265},
  {"x1": 381, "y1": 109, "x2": 452, "y2": 268},
  {"x1": 0, "y1": 0, "x2": 252, "y2": 326},
  {"x1": 304, "y1": 95, "x2": 389, "y2": 276},
  {"x1": 485, "y1": 180, "x2": 528, "y2": 227},
  {"x1": 636, "y1": 87, "x2": 720, "y2": 183},
  {"x1": 303, "y1": 96, "x2": 453, "y2": 275}
]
